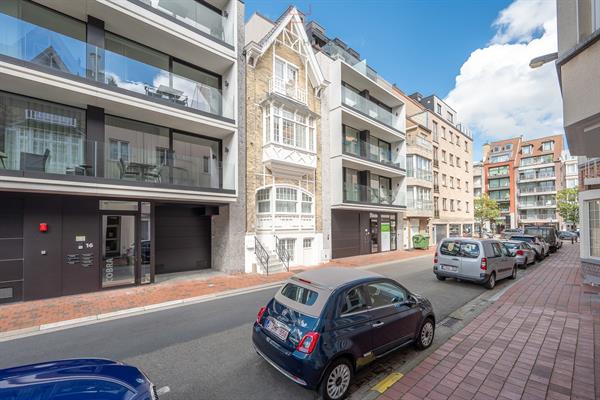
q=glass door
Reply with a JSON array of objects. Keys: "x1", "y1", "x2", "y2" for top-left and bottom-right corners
[
  {"x1": 370, "y1": 213, "x2": 379, "y2": 253},
  {"x1": 101, "y1": 214, "x2": 136, "y2": 288}
]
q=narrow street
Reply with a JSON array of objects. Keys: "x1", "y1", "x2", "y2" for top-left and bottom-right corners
[{"x1": 0, "y1": 253, "x2": 523, "y2": 399}]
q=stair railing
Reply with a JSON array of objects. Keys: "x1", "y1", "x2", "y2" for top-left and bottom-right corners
[
  {"x1": 274, "y1": 235, "x2": 291, "y2": 272},
  {"x1": 254, "y1": 236, "x2": 270, "y2": 275}
]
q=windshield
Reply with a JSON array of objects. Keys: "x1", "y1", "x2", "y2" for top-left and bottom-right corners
[
  {"x1": 512, "y1": 236, "x2": 534, "y2": 243},
  {"x1": 504, "y1": 243, "x2": 519, "y2": 249}
]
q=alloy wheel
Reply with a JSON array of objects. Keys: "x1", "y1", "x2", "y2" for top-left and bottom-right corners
[
  {"x1": 326, "y1": 363, "x2": 351, "y2": 399},
  {"x1": 421, "y1": 321, "x2": 434, "y2": 347}
]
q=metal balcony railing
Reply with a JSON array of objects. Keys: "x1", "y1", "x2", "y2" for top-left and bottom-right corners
[{"x1": 269, "y1": 77, "x2": 307, "y2": 104}]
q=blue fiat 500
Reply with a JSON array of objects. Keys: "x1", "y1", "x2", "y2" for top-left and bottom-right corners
[
  {"x1": 252, "y1": 268, "x2": 435, "y2": 400},
  {"x1": 0, "y1": 358, "x2": 169, "y2": 400}
]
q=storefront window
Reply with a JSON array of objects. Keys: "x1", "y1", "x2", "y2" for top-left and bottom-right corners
[
  {"x1": 141, "y1": 202, "x2": 151, "y2": 284},
  {"x1": 589, "y1": 200, "x2": 600, "y2": 258},
  {"x1": 449, "y1": 224, "x2": 461, "y2": 237}
]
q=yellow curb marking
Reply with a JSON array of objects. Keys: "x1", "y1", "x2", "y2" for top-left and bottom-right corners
[{"x1": 372, "y1": 372, "x2": 404, "y2": 393}]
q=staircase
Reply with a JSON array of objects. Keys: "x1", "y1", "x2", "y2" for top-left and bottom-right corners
[{"x1": 254, "y1": 236, "x2": 289, "y2": 275}]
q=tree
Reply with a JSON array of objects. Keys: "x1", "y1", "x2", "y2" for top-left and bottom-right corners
[
  {"x1": 557, "y1": 187, "x2": 579, "y2": 228},
  {"x1": 474, "y1": 194, "x2": 501, "y2": 237}
]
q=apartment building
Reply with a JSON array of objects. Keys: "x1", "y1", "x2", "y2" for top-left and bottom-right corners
[
  {"x1": 408, "y1": 93, "x2": 474, "y2": 244},
  {"x1": 560, "y1": 151, "x2": 578, "y2": 230},
  {"x1": 482, "y1": 138, "x2": 521, "y2": 231},
  {"x1": 555, "y1": 0, "x2": 600, "y2": 279},
  {"x1": 305, "y1": 22, "x2": 407, "y2": 259},
  {"x1": 0, "y1": 0, "x2": 244, "y2": 303},
  {"x1": 516, "y1": 135, "x2": 564, "y2": 227},
  {"x1": 473, "y1": 161, "x2": 483, "y2": 232},
  {"x1": 243, "y1": 8, "x2": 326, "y2": 273}
]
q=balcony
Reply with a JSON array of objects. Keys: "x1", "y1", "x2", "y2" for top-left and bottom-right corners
[
  {"x1": 341, "y1": 86, "x2": 393, "y2": 127},
  {"x1": 134, "y1": 0, "x2": 233, "y2": 46},
  {"x1": 342, "y1": 138, "x2": 406, "y2": 171},
  {"x1": 407, "y1": 198, "x2": 433, "y2": 212},
  {"x1": 268, "y1": 77, "x2": 307, "y2": 104},
  {"x1": 406, "y1": 136, "x2": 433, "y2": 155},
  {"x1": 343, "y1": 182, "x2": 405, "y2": 207},
  {"x1": 518, "y1": 172, "x2": 556, "y2": 182},
  {"x1": 263, "y1": 143, "x2": 317, "y2": 177},
  {"x1": 0, "y1": 10, "x2": 231, "y2": 119},
  {"x1": 519, "y1": 213, "x2": 557, "y2": 222},
  {"x1": 256, "y1": 214, "x2": 315, "y2": 232},
  {"x1": 579, "y1": 157, "x2": 600, "y2": 186},
  {"x1": 519, "y1": 155, "x2": 554, "y2": 168},
  {"x1": 433, "y1": 159, "x2": 439, "y2": 168},
  {"x1": 518, "y1": 186, "x2": 557, "y2": 195},
  {"x1": 0, "y1": 136, "x2": 234, "y2": 193},
  {"x1": 518, "y1": 200, "x2": 557, "y2": 209}
]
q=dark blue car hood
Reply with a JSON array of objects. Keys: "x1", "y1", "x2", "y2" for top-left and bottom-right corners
[{"x1": 0, "y1": 358, "x2": 148, "y2": 392}]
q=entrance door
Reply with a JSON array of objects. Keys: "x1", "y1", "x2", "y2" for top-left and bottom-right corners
[
  {"x1": 370, "y1": 213, "x2": 379, "y2": 253},
  {"x1": 101, "y1": 214, "x2": 137, "y2": 288}
]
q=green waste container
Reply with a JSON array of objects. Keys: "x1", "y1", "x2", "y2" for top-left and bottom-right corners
[{"x1": 412, "y1": 234, "x2": 430, "y2": 249}]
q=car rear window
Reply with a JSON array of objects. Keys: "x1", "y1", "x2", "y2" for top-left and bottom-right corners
[
  {"x1": 280, "y1": 283, "x2": 318, "y2": 306},
  {"x1": 504, "y1": 242, "x2": 519, "y2": 249},
  {"x1": 512, "y1": 236, "x2": 533, "y2": 243},
  {"x1": 440, "y1": 241, "x2": 480, "y2": 258}
]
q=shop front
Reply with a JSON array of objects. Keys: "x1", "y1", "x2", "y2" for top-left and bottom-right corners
[
  {"x1": 0, "y1": 193, "x2": 216, "y2": 304},
  {"x1": 331, "y1": 210, "x2": 399, "y2": 259}
]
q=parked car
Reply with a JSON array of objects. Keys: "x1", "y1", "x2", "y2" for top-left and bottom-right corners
[
  {"x1": 476, "y1": 228, "x2": 494, "y2": 238},
  {"x1": 509, "y1": 235, "x2": 547, "y2": 260},
  {"x1": 524, "y1": 226, "x2": 559, "y2": 252},
  {"x1": 433, "y1": 238, "x2": 517, "y2": 290},
  {"x1": 252, "y1": 268, "x2": 435, "y2": 400},
  {"x1": 503, "y1": 240, "x2": 536, "y2": 268},
  {"x1": 0, "y1": 358, "x2": 169, "y2": 400},
  {"x1": 502, "y1": 228, "x2": 523, "y2": 239}
]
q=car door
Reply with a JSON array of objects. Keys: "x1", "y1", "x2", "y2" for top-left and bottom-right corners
[
  {"x1": 488, "y1": 242, "x2": 504, "y2": 277},
  {"x1": 330, "y1": 285, "x2": 374, "y2": 364},
  {"x1": 458, "y1": 241, "x2": 482, "y2": 279},
  {"x1": 500, "y1": 243, "x2": 514, "y2": 277},
  {"x1": 523, "y1": 242, "x2": 534, "y2": 263},
  {"x1": 365, "y1": 280, "x2": 420, "y2": 356}
]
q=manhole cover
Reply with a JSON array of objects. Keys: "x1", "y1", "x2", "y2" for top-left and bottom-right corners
[{"x1": 440, "y1": 317, "x2": 461, "y2": 328}]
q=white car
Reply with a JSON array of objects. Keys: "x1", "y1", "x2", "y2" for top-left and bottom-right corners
[{"x1": 510, "y1": 235, "x2": 547, "y2": 260}]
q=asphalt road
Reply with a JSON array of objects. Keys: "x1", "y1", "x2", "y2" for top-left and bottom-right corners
[{"x1": 0, "y1": 254, "x2": 511, "y2": 400}]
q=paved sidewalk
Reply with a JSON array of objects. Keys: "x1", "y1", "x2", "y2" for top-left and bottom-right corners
[
  {"x1": 374, "y1": 242, "x2": 600, "y2": 400},
  {"x1": 0, "y1": 248, "x2": 433, "y2": 335}
]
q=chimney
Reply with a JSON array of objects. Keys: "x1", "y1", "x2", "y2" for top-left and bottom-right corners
[{"x1": 482, "y1": 143, "x2": 491, "y2": 162}]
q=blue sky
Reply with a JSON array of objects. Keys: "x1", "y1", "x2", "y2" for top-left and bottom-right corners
[{"x1": 245, "y1": 0, "x2": 563, "y2": 162}]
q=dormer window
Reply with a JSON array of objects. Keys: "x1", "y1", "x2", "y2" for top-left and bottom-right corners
[
  {"x1": 436, "y1": 104, "x2": 442, "y2": 115},
  {"x1": 505, "y1": 144, "x2": 512, "y2": 150},
  {"x1": 275, "y1": 58, "x2": 298, "y2": 89},
  {"x1": 447, "y1": 111, "x2": 453, "y2": 123},
  {"x1": 522, "y1": 145, "x2": 532, "y2": 155},
  {"x1": 542, "y1": 141, "x2": 554, "y2": 151}
]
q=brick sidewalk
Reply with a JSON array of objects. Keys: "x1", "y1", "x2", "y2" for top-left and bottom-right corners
[
  {"x1": 0, "y1": 248, "x2": 433, "y2": 334},
  {"x1": 376, "y1": 242, "x2": 600, "y2": 400}
]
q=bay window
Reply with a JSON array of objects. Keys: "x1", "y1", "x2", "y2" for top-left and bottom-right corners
[
  {"x1": 264, "y1": 105, "x2": 315, "y2": 152},
  {"x1": 276, "y1": 187, "x2": 297, "y2": 213}
]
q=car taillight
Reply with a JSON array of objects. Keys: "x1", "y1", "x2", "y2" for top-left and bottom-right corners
[
  {"x1": 256, "y1": 306, "x2": 267, "y2": 325},
  {"x1": 297, "y1": 332, "x2": 320, "y2": 354},
  {"x1": 434, "y1": 251, "x2": 438, "y2": 264},
  {"x1": 480, "y1": 257, "x2": 487, "y2": 270},
  {"x1": 516, "y1": 250, "x2": 524, "y2": 256}
]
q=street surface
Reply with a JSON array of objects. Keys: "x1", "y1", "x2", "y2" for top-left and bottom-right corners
[{"x1": 0, "y1": 254, "x2": 517, "y2": 399}]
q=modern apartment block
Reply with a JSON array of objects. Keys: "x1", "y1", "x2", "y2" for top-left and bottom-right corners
[
  {"x1": 243, "y1": 8, "x2": 326, "y2": 272},
  {"x1": 0, "y1": 0, "x2": 244, "y2": 303},
  {"x1": 408, "y1": 93, "x2": 474, "y2": 244},
  {"x1": 516, "y1": 136, "x2": 564, "y2": 227},
  {"x1": 482, "y1": 135, "x2": 564, "y2": 231},
  {"x1": 305, "y1": 21, "x2": 407, "y2": 259},
  {"x1": 555, "y1": 0, "x2": 600, "y2": 279},
  {"x1": 561, "y1": 151, "x2": 578, "y2": 190},
  {"x1": 473, "y1": 161, "x2": 483, "y2": 232},
  {"x1": 482, "y1": 138, "x2": 521, "y2": 230}
]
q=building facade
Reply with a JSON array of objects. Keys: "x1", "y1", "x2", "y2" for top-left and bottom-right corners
[
  {"x1": 0, "y1": 0, "x2": 245, "y2": 303},
  {"x1": 243, "y1": 8, "x2": 326, "y2": 273},
  {"x1": 560, "y1": 150, "x2": 578, "y2": 230},
  {"x1": 408, "y1": 93, "x2": 474, "y2": 244},
  {"x1": 516, "y1": 136, "x2": 564, "y2": 227},
  {"x1": 555, "y1": 0, "x2": 600, "y2": 279},
  {"x1": 306, "y1": 22, "x2": 408, "y2": 259},
  {"x1": 473, "y1": 161, "x2": 483, "y2": 233},
  {"x1": 482, "y1": 138, "x2": 521, "y2": 231}
]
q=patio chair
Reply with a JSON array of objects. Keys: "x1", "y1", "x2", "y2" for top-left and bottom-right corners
[
  {"x1": 20, "y1": 149, "x2": 50, "y2": 172},
  {"x1": 118, "y1": 158, "x2": 140, "y2": 180},
  {"x1": 144, "y1": 165, "x2": 163, "y2": 183}
]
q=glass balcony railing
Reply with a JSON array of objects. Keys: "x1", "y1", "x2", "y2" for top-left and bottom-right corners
[
  {"x1": 0, "y1": 135, "x2": 233, "y2": 191},
  {"x1": 519, "y1": 186, "x2": 556, "y2": 194},
  {"x1": 0, "y1": 10, "x2": 229, "y2": 118},
  {"x1": 342, "y1": 86, "x2": 393, "y2": 127},
  {"x1": 342, "y1": 138, "x2": 406, "y2": 170},
  {"x1": 407, "y1": 167, "x2": 433, "y2": 182},
  {"x1": 519, "y1": 213, "x2": 557, "y2": 221},
  {"x1": 343, "y1": 182, "x2": 401, "y2": 206},
  {"x1": 407, "y1": 136, "x2": 433, "y2": 154},
  {"x1": 136, "y1": 0, "x2": 232, "y2": 46},
  {"x1": 518, "y1": 200, "x2": 557, "y2": 208},
  {"x1": 407, "y1": 198, "x2": 433, "y2": 211}
]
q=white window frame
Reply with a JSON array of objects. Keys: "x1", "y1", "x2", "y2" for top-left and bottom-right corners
[
  {"x1": 274, "y1": 57, "x2": 299, "y2": 90},
  {"x1": 264, "y1": 105, "x2": 316, "y2": 153}
]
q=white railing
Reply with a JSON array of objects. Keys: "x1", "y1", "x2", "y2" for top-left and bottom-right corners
[
  {"x1": 269, "y1": 77, "x2": 307, "y2": 104},
  {"x1": 256, "y1": 214, "x2": 315, "y2": 231}
]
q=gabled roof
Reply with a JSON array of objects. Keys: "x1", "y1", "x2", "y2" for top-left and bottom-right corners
[{"x1": 245, "y1": 7, "x2": 325, "y2": 89}]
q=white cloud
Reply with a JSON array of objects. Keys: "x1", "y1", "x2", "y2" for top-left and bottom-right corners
[{"x1": 445, "y1": 0, "x2": 562, "y2": 145}]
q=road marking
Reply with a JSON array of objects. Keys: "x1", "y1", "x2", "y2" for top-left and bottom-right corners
[{"x1": 371, "y1": 372, "x2": 403, "y2": 393}]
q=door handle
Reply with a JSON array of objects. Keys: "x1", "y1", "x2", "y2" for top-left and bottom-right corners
[
  {"x1": 372, "y1": 321, "x2": 384, "y2": 328},
  {"x1": 452, "y1": 258, "x2": 460, "y2": 261}
]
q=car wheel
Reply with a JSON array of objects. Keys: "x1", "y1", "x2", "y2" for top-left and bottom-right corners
[
  {"x1": 510, "y1": 266, "x2": 517, "y2": 280},
  {"x1": 320, "y1": 358, "x2": 353, "y2": 400},
  {"x1": 436, "y1": 275, "x2": 446, "y2": 281},
  {"x1": 416, "y1": 318, "x2": 435, "y2": 350},
  {"x1": 484, "y1": 272, "x2": 496, "y2": 289}
]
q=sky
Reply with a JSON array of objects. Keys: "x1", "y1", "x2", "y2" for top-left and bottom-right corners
[{"x1": 244, "y1": 0, "x2": 564, "y2": 162}]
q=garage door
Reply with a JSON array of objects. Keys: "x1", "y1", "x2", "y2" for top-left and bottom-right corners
[{"x1": 331, "y1": 210, "x2": 360, "y2": 259}]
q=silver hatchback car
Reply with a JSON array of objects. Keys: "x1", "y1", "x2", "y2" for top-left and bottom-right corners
[{"x1": 433, "y1": 238, "x2": 518, "y2": 289}]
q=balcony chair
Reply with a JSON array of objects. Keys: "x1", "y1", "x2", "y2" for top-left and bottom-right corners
[
  {"x1": 118, "y1": 158, "x2": 141, "y2": 181},
  {"x1": 143, "y1": 165, "x2": 163, "y2": 183},
  {"x1": 20, "y1": 149, "x2": 50, "y2": 172}
]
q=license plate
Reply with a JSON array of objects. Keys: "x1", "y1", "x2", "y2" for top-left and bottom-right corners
[
  {"x1": 441, "y1": 265, "x2": 458, "y2": 272},
  {"x1": 265, "y1": 318, "x2": 290, "y2": 341}
]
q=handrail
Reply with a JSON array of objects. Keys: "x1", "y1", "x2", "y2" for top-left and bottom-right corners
[
  {"x1": 274, "y1": 235, "x2": 290, "y2": 272},
  {"x1": 254, "y1": 236, "x2": 269, "y2": 275}
]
